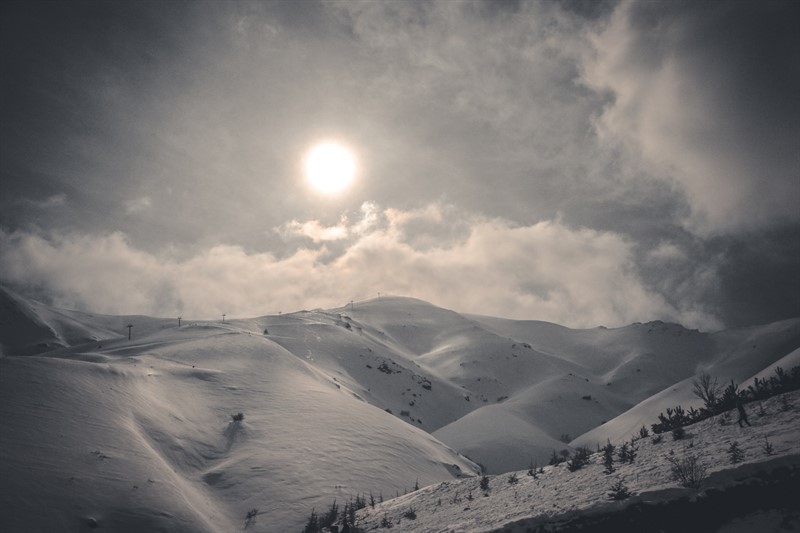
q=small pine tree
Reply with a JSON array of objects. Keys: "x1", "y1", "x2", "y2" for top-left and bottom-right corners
[
  {"x1": 354, "y1": 493, "x2": 366, "y2": 510},
  {"x1": 639, "y1": 425, "x2": 650, "y2": 439},
  {"x1": 346, "y1": 501, "x2": 356, "y2": 529},
  {"x1": 567, "y1": 447, "x2": 591, "y2": 472},
  {"x1": 602, "y1": 441, "x2": 615, "y2": 474},
  {"x1": 627, "y1": 438, "x2": 638, "y2": 464},
  {"x1": 607, "y1": 479, "x2": 632, "y2": 500},
  {"x1": 727, "y1": 441, "x2": 744, "y2": 464},
  {"x1": 508, "y1": 473, "x2": 519, "y2": 484},
  {"x1": 672, "y1": 426, "x2": 686, "y2": 440},
  {"x1": 616, "y1": 439, "x2": 637, "y2": 464},
  {"x1": 763, "y1": 435, "x2": 774, "y2": 456},
  {"x1": 480, "y1": 475, "x2": 490, "y2": 493},
  {"x1": 320, "y1": 500, "x2": 338, "y2": 529},
  {"x1": 369, "y1": 491, "x2": 376, "y2": 508},
  {"x1": 302, "y1": 509, "x2": 318, "y2": 533},
  {"x1": 549, "y1": 449, "x2": 560, "y2": 466},
  {"x1": 527, "y1": 458, "x2": 538, "y2": 478},
  {"x1": 617, "y1": 442, "x2": 628, "y2": 465},
  {"x1": 780, "y1": 394, "x2": 792, "y2": 411}
]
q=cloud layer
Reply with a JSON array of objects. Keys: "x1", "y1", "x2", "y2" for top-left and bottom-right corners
[
  {"x1": 0, "y1": 204, "x2": 720, "y2": 330},
  {"x1": 1, "y1": 1, "x2": 797, "y2": 330}
]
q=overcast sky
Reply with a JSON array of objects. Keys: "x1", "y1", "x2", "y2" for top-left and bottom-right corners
[{"x1": 1, "y1": 0, "x2": 798, "y2": 330}]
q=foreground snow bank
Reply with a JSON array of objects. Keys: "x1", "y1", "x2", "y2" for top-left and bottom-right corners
[{"x1": 355, "y1": 391, "x2": 800, "y2": 532}]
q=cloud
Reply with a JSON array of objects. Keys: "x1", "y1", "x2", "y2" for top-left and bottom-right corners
[
  {"x1": 321, "y1": 0, "x2": 625, "y2": 224},
  {"x1": 582, "y1": 0, "x2": 800, "y2": 234},
  {"x1": 276, "y1": 202, "x2": 388, "y2": 245},
  {"x1": 20, "y1": 193, "x2": 67, "y2": 209},
  {"x1": 277, "y1": 219, "x2": 349, "y2": 243},
  {"x1": 0, "y1": 205, "x2": 722, "y2": 330},
  {"x1": 124, "y1": 196, "x2": 152, "y2": 215}
]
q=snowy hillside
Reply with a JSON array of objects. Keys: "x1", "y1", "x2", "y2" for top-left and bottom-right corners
[
  {"x1": 355, "y1": 391, "x2": 800, "y2": 532},
  {"x1": 0, "y1": 287, "x2": 798, "y2": 532}
]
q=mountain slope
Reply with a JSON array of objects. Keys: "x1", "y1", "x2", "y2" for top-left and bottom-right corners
[
  {"x1": 0, "y1": 295, "x2": 480, "y2": 532},
  {"x1": 354, "y1": 391, "x2": 800, "y2": 532},
  {"x1": 0, "y1": 289, "x2": 798, "y2": 532}
]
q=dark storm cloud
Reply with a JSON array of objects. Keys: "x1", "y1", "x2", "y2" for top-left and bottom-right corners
[
  {"x1": 714, "y1": 226, "x2": 800, "y2": 328},
  {"x1": 581, "y1": 0, "x2": 800, "y2": 328},
  {"x1": 1, "y1": 0, "x2": 196, "y2": 239},
  {"x1": 584, "y1": 0, "x2": 800, "y2": 234}
]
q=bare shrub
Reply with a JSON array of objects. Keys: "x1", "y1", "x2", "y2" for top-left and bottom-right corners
[
  {"x1": 666, "y1": 453, "x2": 707, "y2": 488},
  {"x1": 693, "y1": 372, "x2": 721, "y2": 411}
]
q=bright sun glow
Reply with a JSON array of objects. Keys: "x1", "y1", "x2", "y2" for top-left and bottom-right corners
[{"x1": 304, "y1": 142, "x2": 357, "y2": 195}]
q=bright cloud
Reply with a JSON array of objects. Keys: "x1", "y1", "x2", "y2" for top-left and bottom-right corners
[
  {"x1": 278, "y1": 219, "x2": 349, "y2": 243},
  {"x1": 0, "y1": 205, "x2": 722, "y2": 330}
]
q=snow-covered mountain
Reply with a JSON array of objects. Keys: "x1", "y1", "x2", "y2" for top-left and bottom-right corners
[{"x1": 1, "y1": 286, "x2": 798, "y2": 532}]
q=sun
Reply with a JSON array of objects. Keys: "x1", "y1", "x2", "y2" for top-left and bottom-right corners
[{"x1": 304, "y1": 141, "x2": 357, "y2": 195}]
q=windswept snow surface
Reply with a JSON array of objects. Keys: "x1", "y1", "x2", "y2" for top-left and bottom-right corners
[
  {"x1": 0, "y1": 288, "x2": 798, "y2": 531},
  {"x1": 0, "y1": 291, "x2": 478, "y2": 532}
]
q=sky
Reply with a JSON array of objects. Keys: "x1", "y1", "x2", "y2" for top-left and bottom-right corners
[{"x1": 1, "y1": 0, "x2": 798, "y2": 330}]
